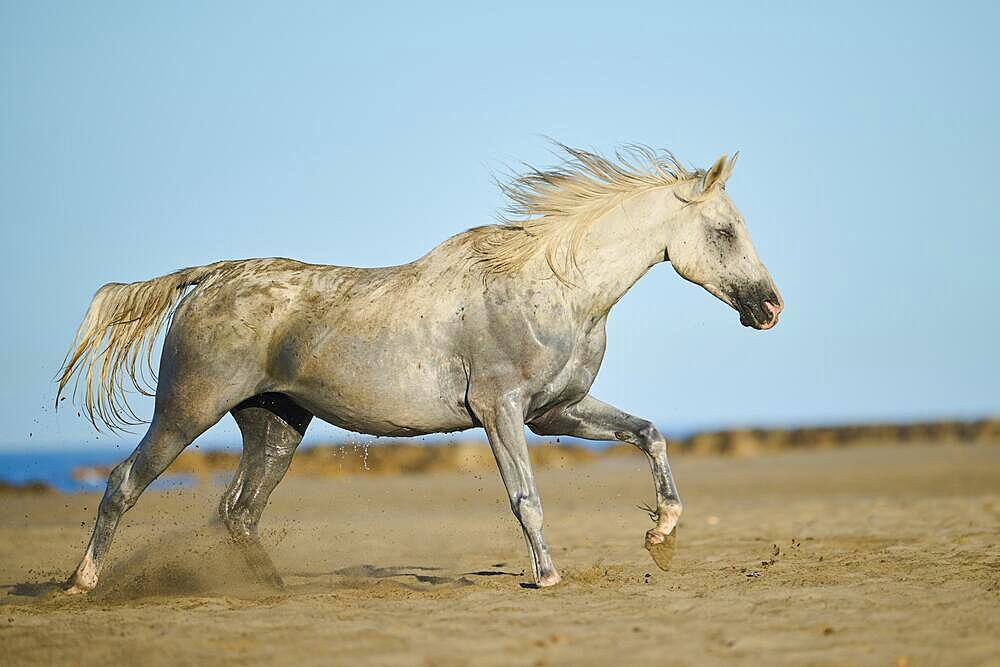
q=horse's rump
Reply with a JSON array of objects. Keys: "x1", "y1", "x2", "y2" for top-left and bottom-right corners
[{"x1": 55, "y1": 260, "x2": 246, "y2": 431}]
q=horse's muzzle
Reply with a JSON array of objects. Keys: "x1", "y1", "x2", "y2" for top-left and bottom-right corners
[{"x1": 737, "y1": 291, "x2": 783, "y2": 330}]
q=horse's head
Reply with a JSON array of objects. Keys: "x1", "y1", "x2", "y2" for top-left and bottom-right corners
[{"x1": 666, "y1": 154, "x2": 783, "y2": 330}]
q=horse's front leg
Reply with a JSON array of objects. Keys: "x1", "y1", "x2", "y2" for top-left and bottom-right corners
[
  {"x1": 471, "y1": 389, "x2": 561, "y2": 587},
  {"x1": 530, "y1": 394, "x2": 682, "y2": 553}
]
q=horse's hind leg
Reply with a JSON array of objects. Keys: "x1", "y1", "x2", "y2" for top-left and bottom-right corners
[
  {"x1": 65, "y1": 408, "x2": 227, "y2": 594},
  {"x1": 221, "y1": 394, "x2": 312, "y2": 537},
  {"x1": 219, "y1": 393, "x2": 312, "y2": 587}
]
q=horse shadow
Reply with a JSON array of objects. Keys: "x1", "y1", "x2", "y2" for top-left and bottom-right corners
[
  {"x1": 4, "y1": 580, "x2": 66, "y2": 598},
  {"x1": 287, "y1": 562, "x2": 524, "y2": 590}
]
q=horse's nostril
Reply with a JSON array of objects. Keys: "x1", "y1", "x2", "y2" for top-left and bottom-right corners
[{"x1": 762, "y1": 299, "x2": 782, "y2": 321}]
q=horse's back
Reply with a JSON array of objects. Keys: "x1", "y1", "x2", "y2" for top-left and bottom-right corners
[{"x1": 159, "y1": 256, "x2": 475, "y2": 435}]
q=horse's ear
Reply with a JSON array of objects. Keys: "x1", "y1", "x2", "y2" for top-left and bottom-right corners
[
  {"x1": 723, "y1": 151, "x2": 739, "y2": 181},
  {"x1": 702, "y1": 154, "x2": 729, "y2": 192}
]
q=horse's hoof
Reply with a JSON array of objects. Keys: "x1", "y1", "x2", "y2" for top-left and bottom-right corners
[
  {"x1": 64, "y1": 570, "x2": 97, "y2": 595},
  {"x1": 536, "y1": 571, "x2": 562, "y2": 588},
  {"x1": 63, "y1": 583, "x2": 92, "y2": 595},
  {"x1": 644, "y1": 526, "x2": 677, "y2": 571}
]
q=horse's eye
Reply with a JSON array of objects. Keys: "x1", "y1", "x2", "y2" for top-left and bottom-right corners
[{"x1": 716, "y1": 228, "x2": 734, "y2": 240}]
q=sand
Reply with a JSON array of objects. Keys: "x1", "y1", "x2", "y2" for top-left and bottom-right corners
[{"x1": 1, "y1": 443, "x2": 998, "y2": 666}]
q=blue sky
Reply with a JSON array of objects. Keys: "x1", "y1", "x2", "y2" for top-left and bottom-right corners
[{"x1": 2, "y1": 2, "x2": 997, "y2": 451}]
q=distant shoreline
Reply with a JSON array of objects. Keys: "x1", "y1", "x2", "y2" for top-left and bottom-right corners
[{"x1": 2, "y1": 418, "x2": 996, "y2": 495}]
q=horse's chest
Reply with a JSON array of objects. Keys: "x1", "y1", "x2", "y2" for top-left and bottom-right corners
[{"x1": 529, "y1": 327, "x2": 606, "y2": 410}]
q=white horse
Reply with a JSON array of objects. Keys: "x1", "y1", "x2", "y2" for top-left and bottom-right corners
[{"x1": 57, "y1": 144, "x2": 782, "y2": 592}]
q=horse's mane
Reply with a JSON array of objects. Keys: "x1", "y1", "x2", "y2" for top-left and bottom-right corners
[{"x1": 467, "y1": 143, "x2": 702, "y2": 284}]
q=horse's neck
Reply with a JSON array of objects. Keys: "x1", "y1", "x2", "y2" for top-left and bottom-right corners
[{"x1": 566, "y1": 187, "x2": 681, "y2": 320}]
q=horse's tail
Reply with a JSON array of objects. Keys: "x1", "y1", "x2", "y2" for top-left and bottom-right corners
[{"x1": 56, "y1": 260, "x2": 242, "y2": 432}]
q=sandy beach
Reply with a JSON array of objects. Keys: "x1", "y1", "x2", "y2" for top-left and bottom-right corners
[{"x1": 1, "y1": 442, "x2": 998, "y2": 666}]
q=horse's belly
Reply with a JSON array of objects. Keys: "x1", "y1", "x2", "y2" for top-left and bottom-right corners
[
  {"x1": 300, "y1": 394, "x2": 474, "y2": 437},
  {"x1": 284, "y1": 352, "x2": 474, "y2": 437}
]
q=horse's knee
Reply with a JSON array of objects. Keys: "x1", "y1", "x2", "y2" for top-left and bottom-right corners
[
  {"x1": 512, "y1": 493, "x2": 544, "y2": 527},
  {"x1": 632, "y1": 421, "x2": 667, "y2": 456}
]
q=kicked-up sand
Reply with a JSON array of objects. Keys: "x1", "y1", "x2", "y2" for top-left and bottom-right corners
[{"x1": 1, "y1": 443, "x2": 998, "y2": 666}]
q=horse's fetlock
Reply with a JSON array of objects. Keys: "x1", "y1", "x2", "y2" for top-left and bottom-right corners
[{"x1": 658, "y1": 502, "x2": 683, "y2": 529}]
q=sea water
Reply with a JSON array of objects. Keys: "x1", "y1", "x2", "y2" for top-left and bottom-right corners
[{"x1": 0, "y1": 449, "x2": 193, "y2": 492}]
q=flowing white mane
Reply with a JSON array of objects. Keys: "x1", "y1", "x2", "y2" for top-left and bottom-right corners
[{"x1": 468, "y1": 143, "x2": 702, "y2": 283}]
